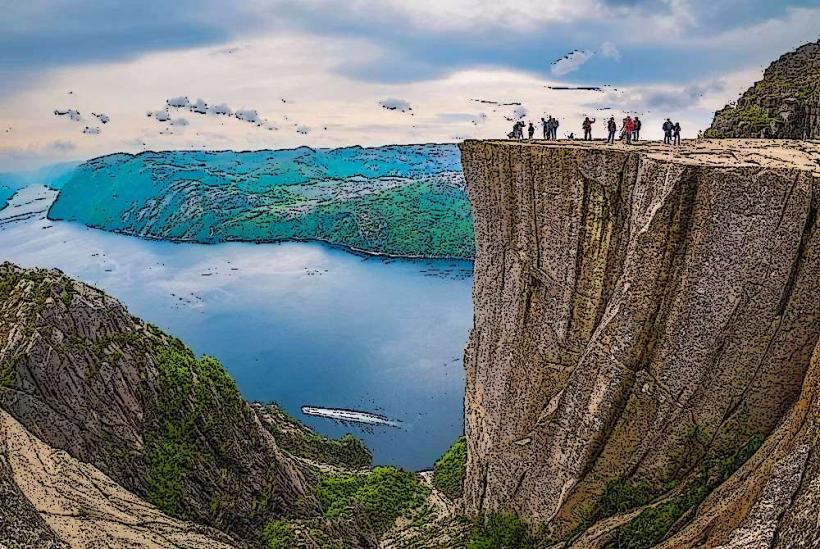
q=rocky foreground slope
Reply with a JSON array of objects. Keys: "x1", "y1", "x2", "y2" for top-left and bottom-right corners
[
  {"x1": 707, "y1": 40, "x2": 819, "y2": 139},
  {"x1": 0, "y1": 262, "x2": 310, "y2": 544},
  {"x1": 0, "y1": 408, "x2": 233, "y2": 548},
  {"x1": 460, "y1": 139, "x2": 819, "y2": 546}
]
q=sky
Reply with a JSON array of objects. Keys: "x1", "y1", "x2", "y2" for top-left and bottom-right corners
[{"x1": 0, "y1": 0, "x2": 818, "y2": 170}]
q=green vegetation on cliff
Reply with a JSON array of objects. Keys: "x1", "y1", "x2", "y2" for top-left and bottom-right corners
[
  {"x1": 467, "y1": 513, "x2": 535, "y2": 549},
  {"x1": 48, "y1": 145, "x2": 474, "y2": 258},
  {"x1": 432, "y1": 436, "x2": 467, "y2": 499},
  {"x1": 258, "y1": 403, "x2": 371, "y2": 469},
  {"x1": 145, "y1": 342, "x2": 246, "y2": 516},
  {"x1": 318, "y1": 466, "x2": 428, "y2": 535}
]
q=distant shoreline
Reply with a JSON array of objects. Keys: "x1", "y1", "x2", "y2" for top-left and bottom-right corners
[{"x1": 45, "y1": 212, "x2": 475, "y2": 263}]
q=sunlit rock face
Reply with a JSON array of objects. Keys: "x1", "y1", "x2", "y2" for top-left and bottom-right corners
[{"x1": 459, "y1": 139, "x2": 819, "y2": 542}]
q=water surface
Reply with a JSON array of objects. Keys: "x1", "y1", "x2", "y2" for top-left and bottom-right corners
[{"x1": 0, "y1": 186, "x2": 473, "y2": 469}]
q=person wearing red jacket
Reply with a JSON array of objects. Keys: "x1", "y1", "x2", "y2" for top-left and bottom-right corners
[{"x1": 622, "y1": 116, "x2": 635, "y2": 144}]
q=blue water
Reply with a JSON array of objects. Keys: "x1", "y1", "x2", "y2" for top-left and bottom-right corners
[{"x1": 0, "y1": 186, "x2": 473, "y2": 470}]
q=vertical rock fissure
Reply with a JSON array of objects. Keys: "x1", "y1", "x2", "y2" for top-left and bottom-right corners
[
  {"x1": 565, "y1": 176, "x2": 590, "y2": 341},
  {"x1": 776, "y1": 203, "x2": 816, "y2": 316}
]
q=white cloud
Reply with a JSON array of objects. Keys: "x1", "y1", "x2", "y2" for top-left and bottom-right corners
[
  {"x1": 209, "y1": 103, "x2": 232, "y2": 115},
  {"x1": 47, "y1": 140, "x2": 76, "y2": 151},
  {"x1": 600, "y1": 41, "x2": 621, "y2": 61},
  {"x1": 189, "y1": 98, "x2": 208, "y2": 114},
  {"x1": 167, "y1": 96, "x2": 190, "y2": 108},
  {"x1": 379, "y1": 98, "x2": 412, "y2": 112},
  {"x1": 171, "y1": 117, "x2": 189, "y2": 127},
  {"x1": 551, "y1": 50, "x2": 594, "y2": 76},
  {"x1": 147, "y1": 110, "x2": 171, "y2": 122},
  {"x1": 53, "y1": 108, "x2": 81, "y2": 122},
  {"x1": 234, "y1": 108, "x2": 260, "y2": 123}
]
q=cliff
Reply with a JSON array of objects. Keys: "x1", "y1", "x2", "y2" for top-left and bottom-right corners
[
  {"x1": 707, "y1": 40, "x2": 820, "y2": 139},
  {"x1": 0, "y1": 262, "x2": 310, "y2": 543},
  {"x1": 459, "y1": 139, "x2": 819, "y2": 545},
  {"x1": 0, "y1": 408, "x2": 234, "y2": 548}
]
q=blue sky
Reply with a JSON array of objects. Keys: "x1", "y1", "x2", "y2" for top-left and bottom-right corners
[{"x1": 1, "y1": 0, "x2": 818, "y2": 169}]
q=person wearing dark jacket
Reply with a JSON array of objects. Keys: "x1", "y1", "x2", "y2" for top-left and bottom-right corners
[
  {"x1": 673, "y1": 122, "x2": 682, "y2": 145},
  {"x1": 528, "y1": 122, "x2": 535, "y2": 139},
  {"x1": 582, "y1": 116, "x2": 595, "y2": 140},
  {"x1": 541, "y1": 117, "x2": 549, "y2": 139},
  {"x1": 633, "y1": 116, "x2": 642, "y2": 141},
  {"x1": 662, "y1": 118, "x2": 673, "y2": 144},
  {"x1": 607, "y1": 117, "x2": 617, "y2": 144}
]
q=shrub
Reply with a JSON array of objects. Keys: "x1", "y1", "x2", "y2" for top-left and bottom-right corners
[
  {"x1": 597, "y1": 478, "x2": 657, "y2": 519},
  {"x1": 262, "y1": 520, "x2": 295, "y2": 549},
  {"x1": 433, "y1": 436, "x2": 467, "y2": 499},
  {"x1": 467, "y1": 513, "x2": 535, "y2": 549},
  {"x1": 616, "y1": 501, "x2": 683, "y2": 549},
  {"x1": 317, "y1": 466, "x2": 427, "y2": 535}
]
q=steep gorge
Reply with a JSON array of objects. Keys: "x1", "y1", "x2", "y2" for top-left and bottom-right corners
[{"x1": 460, "y1": 139, "x2": 819, "y2": 545}]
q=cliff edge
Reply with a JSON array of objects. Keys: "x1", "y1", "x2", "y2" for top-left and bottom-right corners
[{"x1": 460, "y1": 139, "x2": 819, "y2": 545}]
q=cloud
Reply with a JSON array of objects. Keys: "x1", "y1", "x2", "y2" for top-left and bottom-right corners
[
  {"x1": 379, "y1": 98, "x2": 412, "y2": 112},
  {"x1": 147, "y1": 110, "x2": 171, "y2": 122},
  {"x1": 47, "y1": 140, "x2": 76, "y2": 152},
  {"x1": 642, "y1": 82, "x2": 727, "y2": 110},
  {"x1": 189, "y1": 98, "x2": 209, "y2": 114},
  {"x1": 92, "y1": 112, "x2": 110, "y2": 123},
  {"x1": 234, "y1": 108, "x2": 260, "y2": 123},
  {"x1": 551, "y1": 50, "x2": 594, "y2": 76},
  {"x1": 82, "y1": 126, "x2": 100, "y2": 135},
  {"x1": 167, "y1": 96, "x2": 190, "y2": 108},
  {"x1": 600, "y1": 41, "x2": 621, "y2": 60},
  {"x1": 54, "y1": 108, "x2": 81, "y2": 122},
  {"x1": 208, "y1": 103, "x2": 232, "y2": 115},
  {"x1": 587, "y1": 80, "x2": 727, "y2": 112},
  {"x1": 157, "y1": 97, "x2": 276, "y2": 129}
]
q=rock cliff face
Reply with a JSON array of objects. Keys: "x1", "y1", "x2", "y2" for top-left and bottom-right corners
[
  {"x1": 460, "y1": 139, "x2": 819, "y2": 544},
  {"x1": 0, "y1": 263, "x2": 310, "y2": 543},
  {"x1": 707, "y1": 40, "x2": 820, "y2": 139},
  {"x1": 0, "y1": 408, "x2": 233, "y2": 548}
]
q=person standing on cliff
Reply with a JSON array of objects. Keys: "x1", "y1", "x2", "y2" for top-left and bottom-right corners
[
  {"x1": 633, "y1": 116, "x2": 642, "y2": 141},
  {"x1": 673, "y1": 121, "x2": 682, "y2": 145},
  {"x1": 551, "y1": 117, "x2": 560, "y2": 140},
  {"x1": 582, "y1": 116, "x2": 595, "y2": 140},
  {"x1": 607, "y1": 117, "x2": 617, "y2": 143},
  {"x1": 663, "y1": 118, "x2": 673, "y2": 144},
  {"x1": 622, "y1": 116, "x2": 634, "y2": 144},
  {"x1": 541, "y1": 117, "x2": 549, "y2": 139},
  {"x1": 528, "y1": 122, "x2": 535, "y2": 140}
]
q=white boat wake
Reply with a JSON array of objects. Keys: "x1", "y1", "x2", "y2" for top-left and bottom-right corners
[{"x1": 301, "y1": 405, "x2": 402, "y2": 428}]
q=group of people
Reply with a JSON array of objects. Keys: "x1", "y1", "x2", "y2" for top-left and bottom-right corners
[
  {"x1": 509, "y1": 116, "x2": 561, "y2": 140},
  {"x1": 508, "y1": 115, "x2": 683, "y2": 145}
]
